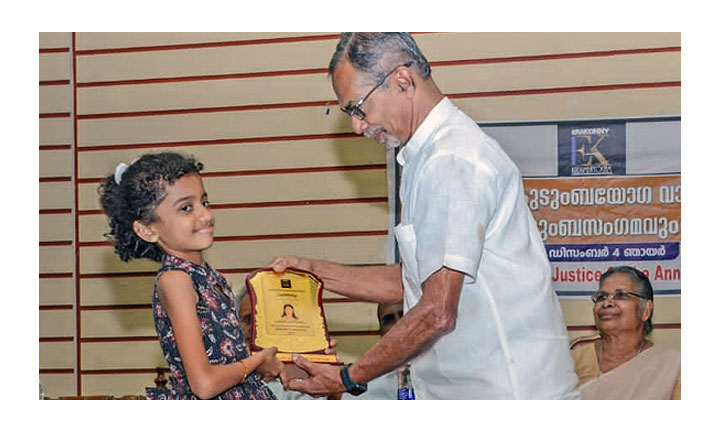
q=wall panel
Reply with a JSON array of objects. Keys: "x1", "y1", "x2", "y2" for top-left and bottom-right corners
[
  {"x1": 38, "y1": 32, "x2": 681, "y2": 398},
  {"x1": 40, "y1": 278, "x2": 75, "y2": 306},
  {"x1": 39, "y1": 118, "x2": 73, "y2": 146}
]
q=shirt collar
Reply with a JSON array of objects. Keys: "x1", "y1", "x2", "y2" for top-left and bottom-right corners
[{"x1": 397, "y1": 97, "x2": 454, "y2": 166}]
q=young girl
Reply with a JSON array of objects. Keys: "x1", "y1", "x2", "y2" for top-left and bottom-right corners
[{"x1": 99, "y1": 152, "x2": 284, "y2": 399}]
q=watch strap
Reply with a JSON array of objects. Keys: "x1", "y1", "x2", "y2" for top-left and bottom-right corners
[{"x1": 340, "y1": 363, "x2": 367, "y2": 395}]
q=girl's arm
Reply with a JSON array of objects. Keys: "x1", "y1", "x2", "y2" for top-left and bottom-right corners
[{"x1": 157, "y1": 270, "x2": 284, "y2": 399}]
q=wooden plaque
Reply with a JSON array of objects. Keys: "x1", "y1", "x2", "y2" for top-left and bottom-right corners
[{"x1": 245, "y1": 267, "x2": 339, "y2": 364}]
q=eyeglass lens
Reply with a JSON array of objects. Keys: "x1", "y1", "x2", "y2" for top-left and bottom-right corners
[{"x1": 591, "y1": 290, "x2": 642, "y2": 303}]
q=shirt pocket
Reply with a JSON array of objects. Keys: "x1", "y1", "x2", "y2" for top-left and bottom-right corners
[{"x1": 394, "y1": 222, "x2": 420, "y2": 287}]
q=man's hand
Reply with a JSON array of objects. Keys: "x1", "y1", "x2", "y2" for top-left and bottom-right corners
[
  {"x1": 284, "y1": 354, "x2": 346, "y2": 397},
  {"x1": 269, "y1": 255, "x2": 315, "y2": 274}
]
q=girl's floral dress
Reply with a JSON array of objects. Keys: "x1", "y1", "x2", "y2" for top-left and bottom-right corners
[{"x1": 146, "y1": 254, "x2": 276, "y2": 399}]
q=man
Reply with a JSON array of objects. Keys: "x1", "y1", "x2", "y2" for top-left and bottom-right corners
[{"x1": 272, "y1": 32, "x2": 578, "y2": 399}]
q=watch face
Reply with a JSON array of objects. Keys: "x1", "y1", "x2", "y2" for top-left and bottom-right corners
[{"x1": 349, "y1": 386, "x2": 366, "y2": 396}]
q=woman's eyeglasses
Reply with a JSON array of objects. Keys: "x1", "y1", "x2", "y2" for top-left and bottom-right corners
[{"x1": 591, "y1": 290, "x2": 646, "y2": 303}]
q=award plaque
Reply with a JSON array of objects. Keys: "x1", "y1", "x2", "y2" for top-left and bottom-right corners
[{"x1": 245, "y1": 267, "x2": 340, "y2": 364}]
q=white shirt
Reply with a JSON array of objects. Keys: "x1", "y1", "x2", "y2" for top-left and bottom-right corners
[{"x1": 394, "y1": 97, "x2": 579, "y2": 399}]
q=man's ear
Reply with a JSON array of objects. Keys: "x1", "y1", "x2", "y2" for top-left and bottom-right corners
[
  {"x1": 395, "y1": 67, "x2": 416, "y2": 96},
  {"x1": 133, "y1": 220, "x2": 159, "y2": 244}
]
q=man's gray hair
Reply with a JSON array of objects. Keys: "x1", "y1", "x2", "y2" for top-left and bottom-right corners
[{"x1": 328, "y1": 32, "x2": 432, "y2": 84}]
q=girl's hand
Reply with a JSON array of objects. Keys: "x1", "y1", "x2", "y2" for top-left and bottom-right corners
[
  {"x1": 325, "y1": 338, "x2": 338, "y2": 355},
  {"x1": 255, "y1": 347, "x2": 285, "y2": 382}
]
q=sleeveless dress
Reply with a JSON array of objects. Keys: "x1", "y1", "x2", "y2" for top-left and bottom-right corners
[{"x1": 146, "y1": 254, "x2": 276, "y2": 399}]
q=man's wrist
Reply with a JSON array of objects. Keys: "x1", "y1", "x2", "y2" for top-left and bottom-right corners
[{"x1": 339, "y1": 363, "x2": 367, "y2": 396}]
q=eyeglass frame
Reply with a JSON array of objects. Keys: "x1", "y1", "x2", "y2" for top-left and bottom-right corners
[
  {"x1": 590, "y1": 289, "x2": 647, "y2": 304},
  {"x1": 340, "y1": 61, "x2": 413, "y2": 120}
]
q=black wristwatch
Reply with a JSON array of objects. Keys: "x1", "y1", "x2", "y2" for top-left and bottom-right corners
[{"x1": 340, "y1": 363, "x2": 367, "y2": 396}]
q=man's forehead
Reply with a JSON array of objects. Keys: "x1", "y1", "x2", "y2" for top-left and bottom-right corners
[{"x1": 332, "y1": 60, "x2": 366, "y2": 104}]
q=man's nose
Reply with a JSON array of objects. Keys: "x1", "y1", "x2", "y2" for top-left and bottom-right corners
[{"x1": 351, "y1": 116, "x2": 367, "y2": 135}]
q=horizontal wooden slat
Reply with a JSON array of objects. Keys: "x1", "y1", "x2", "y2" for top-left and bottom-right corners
[
  {"x1": 79, "y1": 235, "x2": 388, "y2": 275},
  {"x1": 76, "y1": 105, "x2": 348, "y2": 147},
  {"x1": 39, "y1": 32, "x2": 71, "y2": 50},
  {"x1": 82, "y1": 309, "x2": 155, "y2": 338},
  {"x1": 40, "y1": 213, "x2": 74, "y2": 242},
  {"x1": 39, "y1": 244, "x2": 74, "y2": 274},
  {"x1": 76, "y1": 38, "x2": 339, "y2": 83},
  {"x1": 39, "y1": 84, "x2": 72, "y2": 114},
  {"x1": 40, "y1": 341, "x2": 75, "y2": 369},
  {"x1": 75, "y1": 32, "x2": 335, "y2": 51},
  {"x1": 39, "y1": 148, "x2": 73, "y2": 178},
  {"x1": 413, "y1": 33, "x2": 679, "y2": 63},
  {"x1": 81, "y1": 372, "x2": 158, "y2": 398},
  {"x1": 39, "y1": 117, "x2": 73, "y2": 146},
  {"x1": 81, "y1": 276, "x2": 155, "y2": 306},
  {"x1": 39, "y1": 182, "x2": 73, "y2": 210},
  {"x1": 333, "y1": 334, "x2": 380, "y2": 364},
  {"x1": 81, "y1": 340, "x2": 166, "y2": 370},
  {"x1": 325, "y1": 302, "x2": 379, "y2": 332},
  {"x1": 648, "y1": 328, "x2": 680, "y2": 352},
  {"x1": 77, "y1": 137, "x2": 384, "y2": 178},
  {"x1": 77, "y1": 72, "x2": 336, "y2": 115},
  {"x1": 40, "y1": 310, "x2": 75, "y2": 338},
  {"x1": 79, "y1": 169, "x2": 388, "y2": 211},
  {"x1": 39, "y1": 372, "x2": 75, "y2": 399},
  {"x1": 455, "y1": 86, "x2": 680, "y2": 123},
  {"x1": 39, "y1": 52, "x2": 71, "y2": 82},
  {"x1": 434, "y1": 52, "x2": 680, "y2": 95},
  {"x1": 40, "y1": 277, "x2": 75, "y2": 306}
]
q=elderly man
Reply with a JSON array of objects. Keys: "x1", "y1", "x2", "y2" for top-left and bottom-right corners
[{"x1": 272, "y1": 32, "x2": 578, "y2": 399}]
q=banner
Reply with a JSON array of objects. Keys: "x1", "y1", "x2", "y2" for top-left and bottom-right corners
[
  {"x1": 526, "y1": 120, "x2": 681, "y2": 297},
  {"x1": 524, "y1": 175, "x2": 680, "y2": 296}
]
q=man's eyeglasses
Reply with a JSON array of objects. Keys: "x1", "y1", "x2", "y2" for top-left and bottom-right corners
[
  {"x1": 340, "y1": 61, "x2": 413, "y2": 120},
  {"x1": 591, "y1": 290, "x2": 646, "y2": 303}
]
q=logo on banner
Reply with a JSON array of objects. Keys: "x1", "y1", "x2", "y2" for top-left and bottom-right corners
[{"x1": 558, "y1": 123, "x2": 626, "y2": 177}]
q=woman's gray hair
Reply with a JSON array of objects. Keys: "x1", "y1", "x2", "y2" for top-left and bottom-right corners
[
  {"x1": 328, "y1": 32, "x2": 432, "y2": 84},
  {"x1": 599, "y1": 266, "x2": 655, "y2": 336}
]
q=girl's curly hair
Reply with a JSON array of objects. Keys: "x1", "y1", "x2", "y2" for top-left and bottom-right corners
[{"x1": 98, "y1": 152, "x2": 204, "y2": 262}]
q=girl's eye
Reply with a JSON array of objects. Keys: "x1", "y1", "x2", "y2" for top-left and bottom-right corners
[
  {"x1": 180, "y1": 205, "x2": 192, "y2": 212},
  {"x1": 202, "y1": 200, "x2": 210, "y2": 208}
]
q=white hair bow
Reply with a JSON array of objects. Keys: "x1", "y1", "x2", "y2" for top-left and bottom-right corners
[{"x1": 114, "y1": 158, "x2": 139, "y2": 185}]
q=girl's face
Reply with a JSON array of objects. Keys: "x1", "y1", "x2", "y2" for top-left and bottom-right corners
[{"x1": 137, "y1": 173, "x2": 215, "y2": 265}]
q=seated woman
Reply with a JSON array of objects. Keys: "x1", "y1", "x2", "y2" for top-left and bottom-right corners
[{"x1": 570, "y1": 266, "x2": 680, "y2": 399}]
